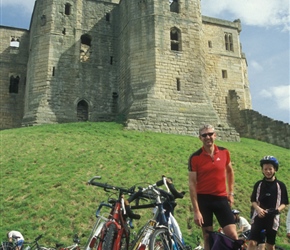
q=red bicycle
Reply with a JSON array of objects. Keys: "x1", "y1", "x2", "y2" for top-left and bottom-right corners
[{"x1": 87, "y1": 176, "x2": 141, "y2": 250}]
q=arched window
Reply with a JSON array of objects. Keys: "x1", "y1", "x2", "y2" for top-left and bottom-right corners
[
  {"x1": 170, "y1": 27, "x2": 181, "y2": 51},
  {"x1": 80, "y1": 34, "x2": 92, "y2": 62},
  {"x1": 9, "y1": 75, "x2": 20, "y2": 93},
  {"x1": 169, "y1": 0, "x2": 179, "y2": 13},
  {"x1": 77, "y1": 100, "x2": 89, "y2": 121},
  {"x1": 112, "y1": 92, "x2": 118, "y2": 114},
  {"x1": 224, "y1": 33, "x2": 234, "y2": 51}
]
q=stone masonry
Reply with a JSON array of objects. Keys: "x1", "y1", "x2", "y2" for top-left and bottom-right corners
[{"x1": 0, "y1": 0, "x2": 289, "y2": 148}]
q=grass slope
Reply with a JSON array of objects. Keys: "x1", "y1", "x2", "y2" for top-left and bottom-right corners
[{"x1": 1, "y1": 122, "x2": 289, "y2": 248}]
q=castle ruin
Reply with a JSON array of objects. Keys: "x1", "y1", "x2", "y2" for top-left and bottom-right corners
[{"x1": 3, "y1": 0, "x2": 286, "y2": 145}]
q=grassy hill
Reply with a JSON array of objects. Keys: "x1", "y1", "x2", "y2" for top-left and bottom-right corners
[{"x1": 1, "y1": 122, "x2": 289, "y2": 248}]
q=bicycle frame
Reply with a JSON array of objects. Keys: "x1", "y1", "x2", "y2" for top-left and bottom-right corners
[
  {"x1": 87, "y1": 176, "x2": 140, "y2": 250},
  {"x1": 129, "y1": 176, "x2": 186, "y2": 250},
  {"x1": 97, "y1": 195, "x2": 130, "y2": 250}
]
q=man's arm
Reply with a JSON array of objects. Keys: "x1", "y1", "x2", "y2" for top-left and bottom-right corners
[
  {"x1": 189, "y1": 171, "x2": 203, "y2": 227},
  {"x1": 226, "y1": 161, "x2": 235, "y2": 206}
]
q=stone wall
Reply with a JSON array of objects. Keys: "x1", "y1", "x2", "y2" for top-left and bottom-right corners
[
  {"x1": 0, "y1": 27, "x2": 29, "y2": 129},
  {"x1": 231, "y1": 109, "x2": 290, "y2": 149}
]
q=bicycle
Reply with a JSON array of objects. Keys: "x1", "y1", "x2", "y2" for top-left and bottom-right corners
[
  {"x1": 127, "y1": 175, "x2": 188, "y2": 250},
  {"x1": 56, "y1": 234, "x2": 81, "y2": 250},
  {"x1": 23, "y1": 235, "x2": 55, "y2": 250},
  {"x1": 86, "y1": 176, "x2": 141, "y2": 250}
]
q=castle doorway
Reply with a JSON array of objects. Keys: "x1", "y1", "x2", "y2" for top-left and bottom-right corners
[{"x1": 77, "y1": 100, "x2": 88, "y2": 121}]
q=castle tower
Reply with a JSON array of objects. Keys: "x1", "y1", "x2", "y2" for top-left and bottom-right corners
[
  {"x1": 118, "y1": 0, "x2": 222, "y2": 135},
  {"x1": 22, "y1": 0, "x2": 120, "y2": 126}
]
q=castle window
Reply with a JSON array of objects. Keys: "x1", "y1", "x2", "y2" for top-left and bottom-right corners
[
  {"x1": 77, "y1": 100, "x2": 88, "y2": 121},
  {"x1": 65, "y1": 3, "x2": 71, "y2": 15},
  {"x1": 222, "y1": 70, "x2": 228, "y2": 79},
  {"x1": 62, "y1": 28, "x2": 66, "y2": 35},
  {"x1": 10, "y1": 37, "x2": 20, "y2": 48},
  {"x1": 224, "y1": 33, "x2": 234, "y2": 51},
  {"x1": 106, "y1": 13, "x2": 110, "y2": 22},
  {"x1": 9, "y1": 75, "x2": 20, "y2": 94},
  {"x1": 169, "y1": 0, "x2": 179, "y2": 13},
  {"x1": 176, "y1": 78, "x2": 181, "y2": 91},
  {"x1": 112, "y1": 92, "x2": 118, "y2": 113},
  {"x1": 170, "y1": 27, "x2": 181, "y2": 51},
  {"x1": 208, "y1": 41, "x2": 212, "y2": 48},
  {"x1": 80, "y1": 34, "x2": 92, "y2": 62}
]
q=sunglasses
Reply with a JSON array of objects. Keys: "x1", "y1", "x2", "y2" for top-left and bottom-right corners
[{"x1": 200, "y1": 132, "x2": 214, "y2": 138}]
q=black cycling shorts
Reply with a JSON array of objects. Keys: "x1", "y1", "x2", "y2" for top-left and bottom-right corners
[
  {"x1": 249, "y1": 216, "x2": 277, "y2": 245},
  {"x1": 197, "y1": 194, "x2": 235, "y2": 228}
]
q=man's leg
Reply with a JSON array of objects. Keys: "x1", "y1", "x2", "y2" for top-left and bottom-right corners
[
  {"x1": 201, "y1": 226, "x2": 213, "y2": 250},
  {"x1": 222, "y1": 223, "x2": 238, "y2": 240}
]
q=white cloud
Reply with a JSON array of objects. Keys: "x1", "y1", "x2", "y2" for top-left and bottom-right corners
[
  {"x1": 250, "y1": 60, "x2": 263, "y2": 72},
  {"x1": 1, "y1": 0, "x2": 35, "y2": 14},
  {"x1": 201, "y1": 0, "x2": 290, "y2": 30},
  {"x1": 259, "y1": 85, "x2": 290, "y2": 110}
]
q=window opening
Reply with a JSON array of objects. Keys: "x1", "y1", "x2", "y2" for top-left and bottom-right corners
[
  {"x1": 208, "y1": 41, "x2": 212, "y2": 48},
  {"x1": 62, "y1": 28, "x2": 66, "y2": 35},
  {"x1": 52, "y1": 67, "x2": 55, "y2": 76},
  {"x1": 222, "y1": 70, "x2": 228, "y2": 79},
  {"x1": 224, "y1": 33, "x2": 234, "y2": 51},
  {"x1": 10, "y1": 37, "x2": 20, "y2": 48},
  {"x1": 106, "y1": 13, "x2": 110, "y2": 22},
  {"x1": 9, "y1": 75, "x2": 20, "y2": 93},
  {"x1": 77, "y1": 100, "x2": 88, "y2": 121},
  {"x1": 112, "y1": 92, "x2": 118, "y2": 114},
  {"x1": 176, "y1": 78, "x2": 181, "y2": 91},
  {"x1": 110, "y1": 56, "x2": 113, "y2": 65},
  {"x1": 65, "y1": 3, "x2": 71, "y2": 15},
  {"x1": 170, "y1": 0, "x2": 179, "y2": 13},
  {"x1": 170, "y1": 28, "x2": 181, "y2": 51},
  {"x1": 80, "y1": 34, "x2": 92, "y2": 62}
]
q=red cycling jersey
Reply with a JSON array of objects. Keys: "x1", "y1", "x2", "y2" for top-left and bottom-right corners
[{"x1": 188, "y1": 145, "x2": 230, "y2": 196}]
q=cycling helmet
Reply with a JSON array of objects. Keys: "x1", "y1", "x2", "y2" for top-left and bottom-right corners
[
  {"x1": 232, "y1": 209, "x2": 240, "y2": 214},
  {"x1": 260, "y1": 156, "x2": 279, "y2": 171}
]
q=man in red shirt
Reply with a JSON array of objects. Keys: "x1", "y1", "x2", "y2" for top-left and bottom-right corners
[{"x1": 188, "y1": 124, "x2": 238, "y2": 250}]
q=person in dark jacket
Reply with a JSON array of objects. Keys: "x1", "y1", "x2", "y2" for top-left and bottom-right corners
[{"x1": 248, "y1": 156, "x2": 289, "y2": 250}]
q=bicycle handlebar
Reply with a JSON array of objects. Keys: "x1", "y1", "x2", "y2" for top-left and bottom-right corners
[
  {"x1": 87, "y1": 176, "x2": 140, "y2": 220},
  {"x1": 87, "y1": 176, "x2": 136, "y2": 194},
  {"x1": 127, "y1": 175, "x2": 185, "y2": 204}
]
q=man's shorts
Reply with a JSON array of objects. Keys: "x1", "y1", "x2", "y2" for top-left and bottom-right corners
[{"x1": 197, "y1": 194, "x2": 235, "y2": 228}]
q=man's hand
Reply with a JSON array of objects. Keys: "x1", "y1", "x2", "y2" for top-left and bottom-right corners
[
  {"x1": 194, "y1": 210, "x2": 204, "y2": 227},
  {"x1": 227, "y1": 194, "x2": 234, "y2": 206}
]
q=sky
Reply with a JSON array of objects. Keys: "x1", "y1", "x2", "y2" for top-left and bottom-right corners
[{"x1": 0, "y1": 0, "x2": 289, "y2": 124}]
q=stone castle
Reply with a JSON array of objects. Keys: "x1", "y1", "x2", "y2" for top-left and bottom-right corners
[{"x1": 1, "y1": 0, "x2": 289, "y2": 147}]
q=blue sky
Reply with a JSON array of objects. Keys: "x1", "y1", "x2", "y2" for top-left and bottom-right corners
[{"x1": 1, "y1": 0, "x2": 289, "y2": 124}]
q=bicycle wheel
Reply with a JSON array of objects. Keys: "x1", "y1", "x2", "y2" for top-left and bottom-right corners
[
  {"x1": 149, "y1": 228, "x2": 185, "y2": 250},
  {"x1": 85, "y1": 219, "x2": 106, "y2": 250},
  {"x1": 102, "y1": 224, "x2": 117, "y2": 250}
]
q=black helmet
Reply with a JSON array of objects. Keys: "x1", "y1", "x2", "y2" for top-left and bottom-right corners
[
  {"x1": 232, "y1": 209, "x2": 240, "y2": 215},
  {"x1": 260, "y1": 156, "x2": 279, "y2": 171}
]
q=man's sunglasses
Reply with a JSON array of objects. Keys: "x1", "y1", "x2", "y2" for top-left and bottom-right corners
[{"x1": 200, "y1": 132, "x2": 214, "y2": 138}]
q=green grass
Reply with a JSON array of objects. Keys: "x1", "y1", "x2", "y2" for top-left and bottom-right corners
[{"x1": 1, "y1": 122, "x2": 289, "y2": 249}]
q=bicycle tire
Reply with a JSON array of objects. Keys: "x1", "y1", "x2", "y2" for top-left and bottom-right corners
[
  {"x1": 85, "y1": 219, "x2": 106, "y2": 250},
  {"x1": 149, "y1": 228, "x2": 186, "y2": 250},
  {"x1": 103, "y1": 224, "x2": 117, "y2": 250}
]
